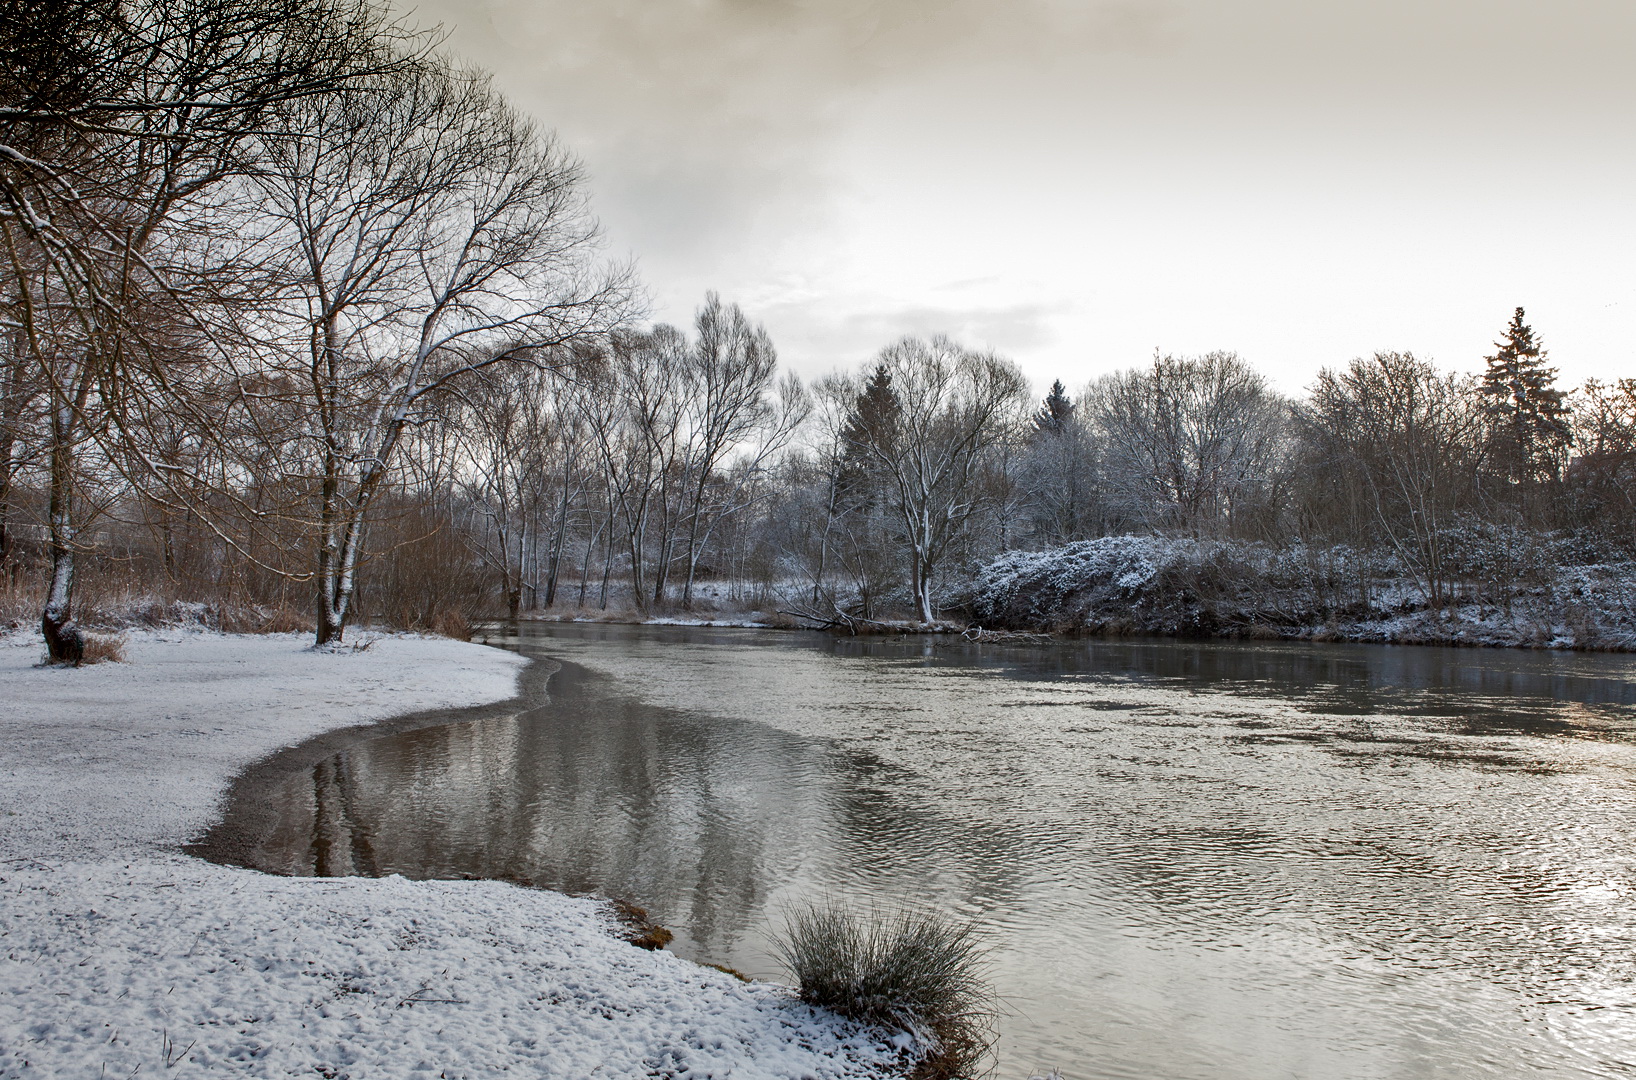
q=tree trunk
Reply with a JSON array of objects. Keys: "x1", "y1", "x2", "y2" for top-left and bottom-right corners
[
  {"x1": 599, "y1": 524, "x2": 614, "y2": 609},
  {"x1": 315, "y1": 477, "x2": 370, "y2": 646},
  {"x1": 0, "y1": 355, "x2": 20, "y2": 571},
  {"x1": 680, "y1": 477, "x2": 710, "y2": 608},
  {"x1": 41, "y1": 405, "x2": 83, "y2": 663},
  {"x1": 577, "y1": 519, "x2": 599, "y2": 607},
  {"x1": 41, "y1": 532, "x2": 82, "y2": 662},
  {"x1": 315, "y1": 591, "x2": 345, "y2": 644},
  {"x1": 315, "y1": 467, "x2": 345, "y2": 645},
  {"x1": 544, "y1": 494, "x2": 569, "y2": 608},
  {"x1": 912, "y1": 547, "x2": 935, "y2": 624},
  {"x1": 652, "y1": 526, "x2": 673, "y2": 607}
]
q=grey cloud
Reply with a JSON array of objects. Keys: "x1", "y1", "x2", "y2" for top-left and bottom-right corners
[
  {"x1": 752, "y1": 297, "x2": 1074, "y2": 375},
  {"x1": 404, "y1": 0, "x2": 1179, "y2": 250}
]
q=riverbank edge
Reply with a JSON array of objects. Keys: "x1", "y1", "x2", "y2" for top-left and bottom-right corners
[
  {"x1": 185, "y1": 642, "x2": 560, "y2": 871},
  {"x1": 510, "y1": 608, "x2": 1636, "y2": 652},
  {"x1": 0, "y1": 632, "x2": 905, "y2": 1080}
]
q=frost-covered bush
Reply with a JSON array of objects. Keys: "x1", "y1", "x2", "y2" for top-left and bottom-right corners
[
  {"x1": 1436, "y1": 518, "x2": 1565, "y2": 591},
  {"x1": 969, "y1": 534, "x2": 1636, "y2": 649},
  {"x1": 974, "y1": 536, "x2": 1175, "y2": 628},
  {"x1": 971, "y1": 535, "x2": 1334, "y2": 634}
]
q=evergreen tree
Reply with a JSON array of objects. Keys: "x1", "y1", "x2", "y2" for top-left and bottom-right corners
[
  {"x1": 838, "y1": 363, "x2": 901, "y2": 492},
  {"x1": 833, "y1": 362, "x2": 903, "y2": 618},
  {"x1": 1020, "y1": 380, "x2": 1097, "y2": 543},
  {"x1": 1480, "y1": 307, "x2": 1571, "y2": 486},
  {"x1": 1032, "y1": 380, "x2": 1075, "y2": 437}
]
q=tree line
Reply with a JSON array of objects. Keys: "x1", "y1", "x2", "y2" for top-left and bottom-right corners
[
  {"x1": 414, "y1": 303, "x2": 1630, "y2": 630},
  {"x1": 2, "y1": 3, "x2": 1632, "y2": 653},
  {"x1": 1008, "y1": 315, "x2": 1633, "y2": 617}
]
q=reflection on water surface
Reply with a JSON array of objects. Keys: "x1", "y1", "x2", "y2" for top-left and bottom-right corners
[{"x1": 246, "y1": 624, "x2": 1636, "y2": 1079}]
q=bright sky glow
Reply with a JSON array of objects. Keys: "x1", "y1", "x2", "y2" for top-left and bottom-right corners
[{"x1": 408, "y1": 0, "x2": 1636, "y2": 394}]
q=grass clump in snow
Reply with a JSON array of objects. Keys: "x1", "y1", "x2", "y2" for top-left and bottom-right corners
[
  {"x1": 774, "y1": 902, "x2": 996, "y2": 1080},
  {"x1": 606, "y1": 898, "x2": 675, "y2": 950},
  {"x1": 80, "y1": 632, "x2": 127, "y2": 664}
]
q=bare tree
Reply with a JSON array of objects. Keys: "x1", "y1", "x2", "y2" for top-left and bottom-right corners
[
  {"x1": 1568, "y1": 378, "x2": 1636, "y2": 550},
  {"x1": 1087, "y1": 351, "x2": 1287, "y2": 537},
  {"x1": 676, "y1": 295, "x2": 807, "y2": 606},
  {"x1": 0, "y1": 0, "x2": 414, "y2": 658},
  {"x1": 454, "y1": 362, "x2": 552, "y2": 619},
  {"x1": 580, "y1": 326, "x2": 688, "y2": 612},
  {"x1": 845, "y1": 335, "x2": 1027, "y2": 623},
  {"x1": 243, "y1": 58, "x2": 628, "y2": 643},
  {"x1": 781, "y1": 370, "x2": 892, "y2": 617},
  {"x1": 1299, "y1": 352, "x2": 1484, "y2": 608}
]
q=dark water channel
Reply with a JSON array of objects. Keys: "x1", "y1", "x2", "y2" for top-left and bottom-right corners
[{"x1": 244, "y1": 623, "x2": 1636, "y2": 1079}]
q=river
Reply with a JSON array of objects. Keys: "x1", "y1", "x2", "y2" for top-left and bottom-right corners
[{"x1": 235, "y1": 622, "x2": 1636, "y2": 1079}]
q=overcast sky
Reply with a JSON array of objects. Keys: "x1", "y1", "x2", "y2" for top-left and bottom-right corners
[{"x1": 406, "y1": 0, "x2": 1635, "y2": 395}]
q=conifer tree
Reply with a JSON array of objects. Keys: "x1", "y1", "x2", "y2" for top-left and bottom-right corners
[
  {"x1": 1033, "y1": 380, "x2": 1075, "y2": 437},
  {"x1": 831, "y1": 363, "x2": 903, "y2": 618},
  {"x1": 1480, "y1": 307, "x2": 1571, "y2": 486},
  {"x1": 1020, "y1": 379, "x2": 1097, "y2": 543},
  {"x1": 838, "y1": 363, "x2": 901, "y2": 493}
]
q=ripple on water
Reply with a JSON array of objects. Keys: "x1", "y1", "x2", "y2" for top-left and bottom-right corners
[{"x1": 246, "y1": 625, "x2": 1636, "y2": 1080}]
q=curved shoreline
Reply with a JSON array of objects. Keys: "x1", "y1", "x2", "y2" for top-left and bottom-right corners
[{"x1": 188, "y1": 644, "x2": 559, "y2": 872}]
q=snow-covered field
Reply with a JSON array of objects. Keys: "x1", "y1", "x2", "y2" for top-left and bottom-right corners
[{"x1": 0, "y1": 631, "x2": 900, "y2": 1078}]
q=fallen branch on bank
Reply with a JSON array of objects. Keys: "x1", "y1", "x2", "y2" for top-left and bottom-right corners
[{"x1": 777, "y1": 608, "x2": 966, "y2": 636}]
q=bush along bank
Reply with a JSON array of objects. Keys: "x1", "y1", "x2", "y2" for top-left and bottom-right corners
[{"x1": 969, "y1": 535, "x2": 1636, "y2": 650}]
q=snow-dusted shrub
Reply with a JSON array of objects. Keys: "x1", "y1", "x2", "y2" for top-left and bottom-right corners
[
  {"x1": 972, "y1": 536, "x2": 1173, "y2": 628},
  {"x1": 970, "y1": 534, "x2": 1636, "y2": 649},
  {"x1": 775, "y1": 903, "x2": 995, "y2": 1080},
  {"x1": 972, "y1": 535, "x2": 1334, "y2": 635},
  {"x1": 1436, "y1": 518, "x2": 1565, "y2": 592}
]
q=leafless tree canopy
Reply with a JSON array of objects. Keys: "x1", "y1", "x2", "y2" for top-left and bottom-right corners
[{"x1": 1089, "y1": 351, "x2": 1286, "y2": 538}]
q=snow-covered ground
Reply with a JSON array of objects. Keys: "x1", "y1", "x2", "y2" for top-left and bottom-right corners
[{"x1": 0, "y1": 631, "x2": 901, "y2": 1078}]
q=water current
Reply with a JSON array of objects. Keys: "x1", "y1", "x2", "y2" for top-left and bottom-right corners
[{"x1": 239, "y1": 623, "x2": 1636, "y2": 1079}]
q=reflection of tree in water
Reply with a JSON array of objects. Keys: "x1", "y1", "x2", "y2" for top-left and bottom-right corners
[
  {"x1": 271, "y1": 660, "x2": 1018, "y2": 971},
  {"x1": 310, "y1": 755, "x2": 379, "y2": 877}
]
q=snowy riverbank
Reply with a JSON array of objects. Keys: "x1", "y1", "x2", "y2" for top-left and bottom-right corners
[
  {"x1": 973, "y1": 536, "x2": 1636, "y2": 650},
  {"x1": 0, "y1": 631, "x2": 901, "y2": 1078}
]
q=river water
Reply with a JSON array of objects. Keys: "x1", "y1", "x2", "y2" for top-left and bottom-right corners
[{"x1": 244, "y1": 623, "x2": 1636, "y2": 1079}]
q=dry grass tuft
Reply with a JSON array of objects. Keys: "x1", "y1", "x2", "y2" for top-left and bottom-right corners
[
  {"x1": 432, "y1": 609, "x2": 472, "y2": 641},
  {"x1": 605, "y1": 898, "x2": 675, "y2": 951},
  {"x1": 774, "y1": 902, "x2": 996, "y2": 1080},
  {"x1": 78, "y1": 632, "x2": 127, "y2": 665}
]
